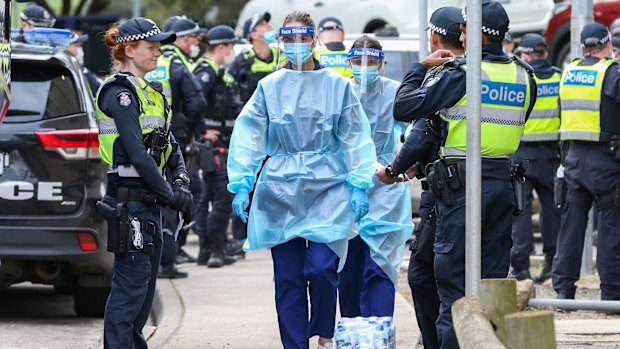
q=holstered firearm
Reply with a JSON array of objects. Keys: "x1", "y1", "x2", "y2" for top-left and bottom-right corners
[
  {"x1": 511, "y1": 159, "x2": 529, "y2": 216},
  {"x1": 427, "y1": 159, "x2": 464, "y2": 207},
  {"x1": 145, "y1": 127, "x2": 169, "y2": 167},
  {"x1": 95, "y1": 200, "x2": 154, "y2": 255},
  {"x1": 96, "y1": 201, "x2": 129, "y2": 253}
]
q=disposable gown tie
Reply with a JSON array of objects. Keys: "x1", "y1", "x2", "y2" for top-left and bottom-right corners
[
  {"x1": 227, "y1": 68, "x2": 377, "y2": 266},
  {"x1": 353, "y1": 77, "x2": 414, "y2": 284}
]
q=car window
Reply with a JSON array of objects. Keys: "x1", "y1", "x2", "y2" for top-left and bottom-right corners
[
  {"x1": 383, "y1": 50, "x2": 418, "y2": 82},
  {"x1": 6, "y1": 62, "x2": 82, "y2": 123}
]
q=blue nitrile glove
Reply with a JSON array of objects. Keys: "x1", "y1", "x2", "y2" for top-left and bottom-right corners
[
  {"x1": 232, "y1": 189, "x2": 250, "y2": 223},
  {"x1": 351, "y1": 188, "x2": 369, "y2": 223}
]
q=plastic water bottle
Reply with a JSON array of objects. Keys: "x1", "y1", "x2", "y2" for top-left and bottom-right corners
[
  {"x1": 355, "y1": 331, "x2": 373, "y2": 349},
  {"x1": 335, "y1": 325, "x2": 352, "y2": 349},
  {"x1": 373, "y1": 325, "x2": 389, "y2": 349}
]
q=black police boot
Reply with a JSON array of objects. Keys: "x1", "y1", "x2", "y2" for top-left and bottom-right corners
[
  {"x1": 207, "y1": 251, "x2": 225, "y2": 268},
  {"x1": 177, "y1": 248, "x2": 197, "y2": 264},
  {"x1": 225, "y1": 239, "x2": 245, "y2": 256},
  {"x1": 556, "y1": 290, "x2": 575, "y2": 299},
  {"x1": 509, "y1": 269, "x2": 532, "y2": 281},
  {"x1": 197, "y1": 236, "x2": 210, "y2": 266},
  {"x1": 533, "y1": 256, "x2": 553, "y2": 284},
  {"x1": 158, "y1": 264, "x2": 188, "y2": 279}
]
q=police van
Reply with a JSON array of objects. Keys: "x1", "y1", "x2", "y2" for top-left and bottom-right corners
[{"x1": 0, "y1": 29, "x2": 111, "y2": 317}]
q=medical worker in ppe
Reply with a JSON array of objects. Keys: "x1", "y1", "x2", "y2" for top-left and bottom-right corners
[
  {"x1": 227, "y1": 10, "x2": 376, "y2": 349},
  {"x1": 338, "y1": 36, "x2": 413, "y2": 318}
]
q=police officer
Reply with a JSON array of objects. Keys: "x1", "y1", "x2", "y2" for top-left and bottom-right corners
[
  {"x1": 20, "y1": 4, "x2": 54, "y2": 29},
  {"x1": 96, "y1": 18, "x2": 192, "y2": 348},
  {"x1": 508, "y1": 33, "x2": 562, "y2": 283},
  {"x1": 68, "y1": 33, "x2": 102, "y2": 96},
  {"x1": 314, "y1": 16, "x2": 352, "y2": 78},
  {"x1": 229, "y1": 12, "x2": 283, "y2": 103},
  {"x1": 193, "y1": 25, "x2": 242, "y2": 267},
  {"x1": 146, "y1": 16, "x2": 206, "y2": 278},
  {"x1": 377, "y1": 8, "x2": 464, "y2": 349},
  {"x1": 391, "y1": 2, "x2": 536, "y2": 347},
  {"x1": 552, "y1": 22, "x2": 620, "y2": 301},
  {"x1": 227, "y1": 12, "x2": 283, "y2": 256}
]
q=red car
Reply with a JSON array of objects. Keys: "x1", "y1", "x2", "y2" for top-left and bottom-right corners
[{"x1": 545, "y1": 0, "x2": 620, "y2": 67}]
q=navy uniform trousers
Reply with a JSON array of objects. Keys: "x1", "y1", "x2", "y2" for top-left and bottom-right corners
[
  {"x1": 552, "y1": 142, "x2": 620, "y2": 300},
  {"x1": 408, "y1": 190, "x2": 440, "y2": 349},
  {"x1": 271, "y1": 238, "x2": 339, "y2": 349},
  {"x1": 103, "y1": 196, "x2": 163, "y2": 349},
  {"x1": 338, "y1": 235, "x2": 396, "y2": 318},
  {"x1": 435, "y1": 178, "x2": 514, "y2": 349},
  {"x1": 510, "y1": 142, "x2": 561, "y2": 272},
  {"x1": 195, "y1": 169, "x2": 232, "y2": 250}
]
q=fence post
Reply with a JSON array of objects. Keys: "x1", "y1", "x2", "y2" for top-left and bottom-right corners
[{"x1": 504, "y1": 311, "x2": 557, "y2": 349}]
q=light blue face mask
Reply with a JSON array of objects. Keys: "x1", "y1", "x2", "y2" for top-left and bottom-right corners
[
  {"x1": 352, "y1": 66, "x2": 380, "y2": 84},
  {"x1": 284, "y1": 43, "x2": 313, "y2": 66},
  {"x1": 263, "y1": 31, "x2": 276, "y2": 44}
]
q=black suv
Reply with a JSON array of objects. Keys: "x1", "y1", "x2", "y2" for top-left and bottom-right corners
[{"x1": 0, "y1": 42, "x2": 111, "y2": 316}]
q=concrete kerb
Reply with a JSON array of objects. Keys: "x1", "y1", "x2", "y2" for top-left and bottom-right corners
[{"x1": 148, "y1": 279, "x2": 185, "y2": 346}]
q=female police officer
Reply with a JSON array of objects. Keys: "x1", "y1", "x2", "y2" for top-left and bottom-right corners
[
  {"x1": 227, "y1": 11, "x2": 376, "y2": 349},
  {"x1": 97, "y1": 18, "x2": 192, "y2": 348}
]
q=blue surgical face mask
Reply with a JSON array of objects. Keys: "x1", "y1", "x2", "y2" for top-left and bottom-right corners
[
  {"x1": 284, "y1": 43, "x2": 313, "y2": 66},
  {"x1": 263, "y1": 31, "x2": 276, "y2": 44},
  {"x1": 352, "y1": 66, "x2": 380, "y2": 84}
]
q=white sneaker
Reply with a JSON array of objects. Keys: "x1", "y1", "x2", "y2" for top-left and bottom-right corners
[{"x1": 317, "y1": 342, "x2": 334, "y2": 349}]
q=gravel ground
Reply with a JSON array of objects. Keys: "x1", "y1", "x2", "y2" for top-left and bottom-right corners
[{"x1": 396, "y1": 257, "x2": 620, "y2": 349}]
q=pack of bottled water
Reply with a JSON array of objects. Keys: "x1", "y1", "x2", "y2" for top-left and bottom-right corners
[{"x1": 334, "y1": 316, "x2": 395, "y2": 349}]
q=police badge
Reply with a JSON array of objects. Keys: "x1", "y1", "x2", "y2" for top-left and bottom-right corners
[{"x1": 117, "y1": 92, "x2": 132, "y2": 108}]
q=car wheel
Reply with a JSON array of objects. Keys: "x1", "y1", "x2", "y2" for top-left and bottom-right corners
[{"x1": 74, "y1": 286, "x2": 110, "y2": 317}]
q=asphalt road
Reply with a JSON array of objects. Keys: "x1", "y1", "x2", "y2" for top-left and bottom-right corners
[{"x1": 0, "y1": 283, "x2": 103, "y2": 349}]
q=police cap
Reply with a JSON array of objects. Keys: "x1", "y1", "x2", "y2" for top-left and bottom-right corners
[
  {"x1": 519, "y1": 33, "x2": 547, "y2": 53},
  {"x1": 581, "y1": 22, "x2": 611, "y2": 48},
  {"x1": 172, "y1": 17, "x2": 201, "y2": 37},
  {"x1": 503, "y1": 31, "x2": 513, "y2": 43},
  {"x1": 318, "y1": 16, "x2": 344, "y2": 33},
  {"x1": 427, "y1": 7, "x2": 463, "y2": 39},
  {"x1": 612, "y1": 37, "x2": 620, "y2": 51},
  {"x1": 206, "y1": 25, "x2": 240, "y2": 45},
  {"x1": 462, "y1": 0, "x2": 510, "y2": 37},
  {"x1": 243, "y1": 12, "x2": 271, "y2": 40},
  {"x1": 163, "y1": 15, "x2": 185, "y2": 33},
  {"x1": 116, "y1": 17, "x2": 176, "y2": 45},
  {"x1": 21, "y1": 4, "x2": 55, "y2": 28}
]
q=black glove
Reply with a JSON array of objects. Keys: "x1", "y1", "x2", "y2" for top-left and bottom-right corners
[{"x1": 169, "y1": 176, "x2": 193, "y2": 214}]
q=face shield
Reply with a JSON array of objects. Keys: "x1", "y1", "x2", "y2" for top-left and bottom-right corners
[
  {"x1": 279, "y1": 26, "x2": 315, "y2": 72},
  {"x1": 348, "y1": 47, "x2": 384, "y2": 94}
]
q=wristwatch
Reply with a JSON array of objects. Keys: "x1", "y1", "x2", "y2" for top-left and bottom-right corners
[
  {"x1": 385, "y1": 164, "x2": 399, "y2": 179},
  {"x1": 174, "y1": 172, "x2": 190, "y2": 186}
]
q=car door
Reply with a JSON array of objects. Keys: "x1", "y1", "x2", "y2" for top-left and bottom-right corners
[
  {"x1": 493, "y1": 0, "x2": 554, "y2": 33},
  {"x1": 0, "y1": 55, "x2": 96, "y2": 216}
]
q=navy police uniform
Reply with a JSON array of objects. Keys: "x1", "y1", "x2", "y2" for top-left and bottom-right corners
[
  {"x1": 509, "y1": 33, "x2": 562, "y2": 282},
  {"x1": 552, "y1": 23, "x2": 620, "y2": 300},
  {"x1": 391, "y1": 7, "x2": 463, "y2": 349},
  {"x1": 155, "y1": 18, "x2": 206, "y2": 275},
  {"x1": 394, "y1": 2, "x2": 537, "y2": 348},
  {"x1": 96, "y1": 18, "x2": 192, "y2": 348},
  {"x1": 193, "y1": 25, "x2": 243, "y2": 267}
]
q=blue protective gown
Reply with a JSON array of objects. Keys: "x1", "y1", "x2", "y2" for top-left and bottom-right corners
[
  {"x1": 353, "y1": 76, "x2": 414, "y2": 284},
  {"x1": 227, "y1": 68, "x2": 377, "y2": 262}
]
